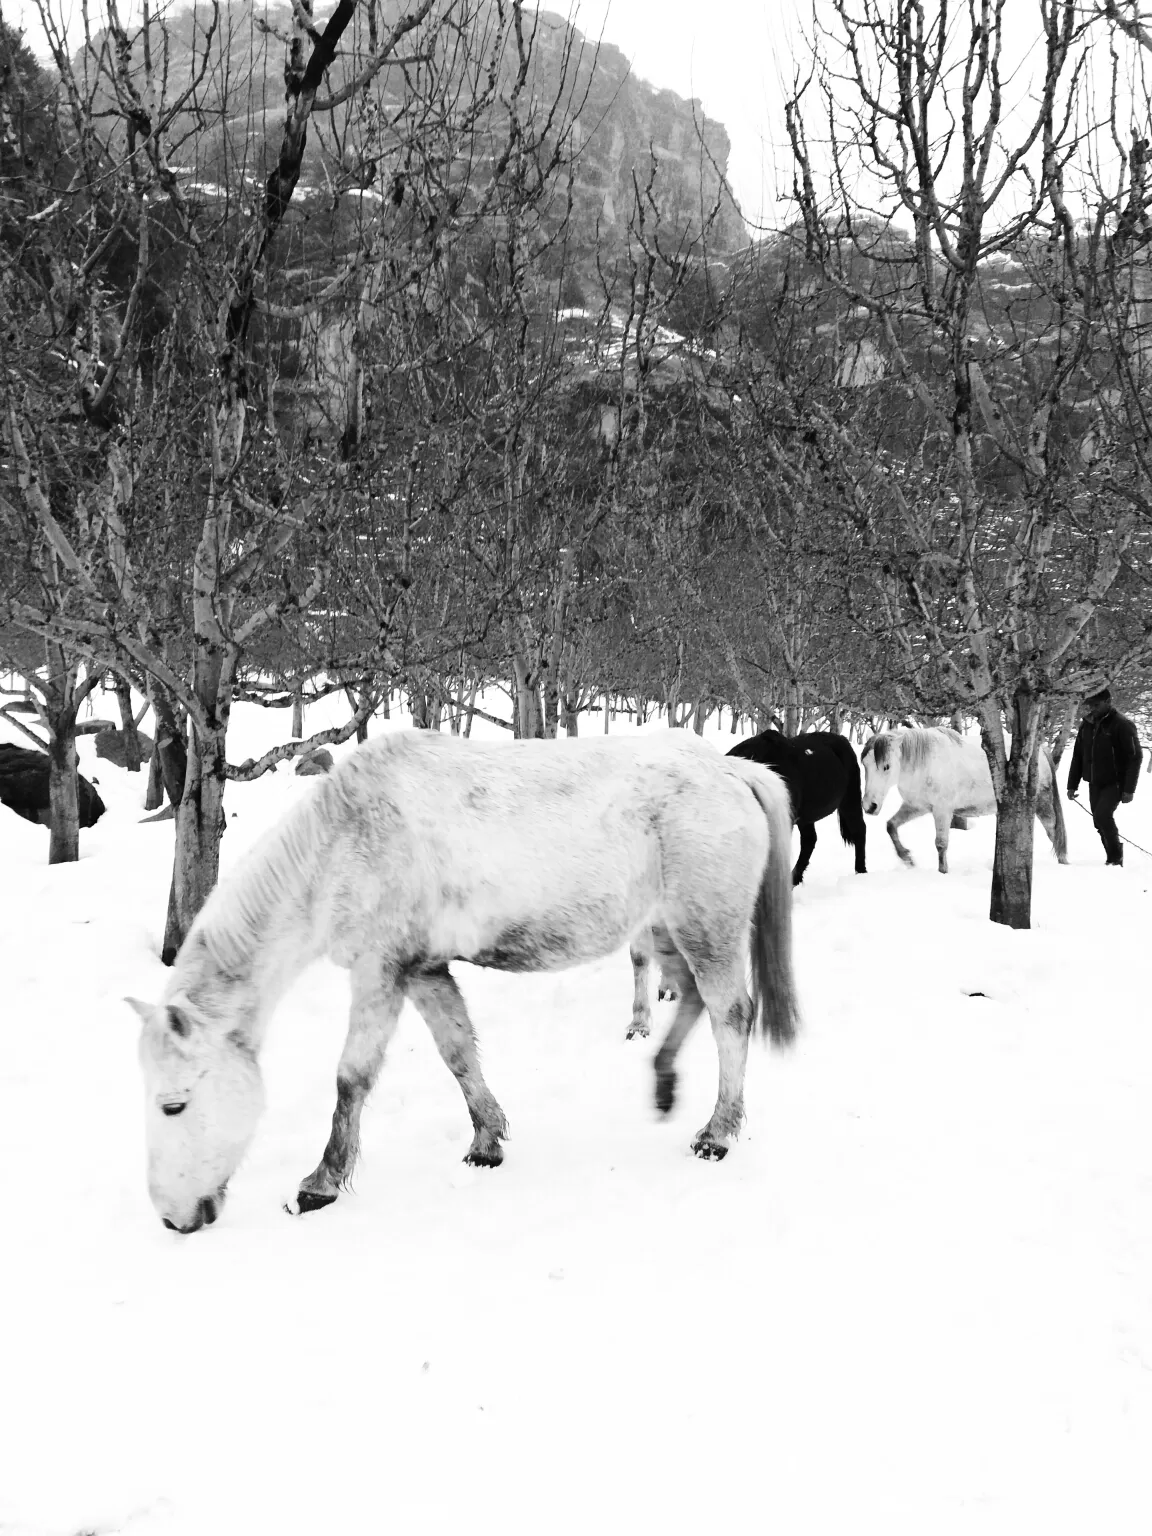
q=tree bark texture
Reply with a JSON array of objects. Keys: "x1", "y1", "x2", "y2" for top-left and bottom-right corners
[
  {"x1": 47, "y1": 725, "x2": 80, "y2": 865},
  {"x1": 162, "y1": 726, "x2": 227, "y2": 964},
  {"x1": 989, "y1": 775, "x2": 1036, "y2": 930}
]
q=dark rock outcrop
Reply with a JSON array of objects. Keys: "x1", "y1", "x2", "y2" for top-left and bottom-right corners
[{"x1": 96, "y1": 726, "x2": 155, "y2": 768}]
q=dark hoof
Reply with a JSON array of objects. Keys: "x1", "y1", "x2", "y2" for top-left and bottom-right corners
[
  {"x1": 691, "y1": 1139, "x2": 728, "y2": 1161},
  {"x1": 657, "y1": 987, "x2": 678, "y2": 1002},
  {"x1": 855, "y1": 865, "x2": 867, "y2": 875},
  {"x1": 463, "y1": 1147, "x2": 503, "y2": 1168},
  {"x1": 655, "y1": 1069, "x2": 676, "y2": 1115},
  {"x1": 791, "y1": 872, "x2": 803, "y2": 887},
  {"x1": 291, "y1": 1189, "x2": 338, "y2": 1215},
  {"x1": 626, "y1": 1023, "x2": 650, "y2": 1040}
]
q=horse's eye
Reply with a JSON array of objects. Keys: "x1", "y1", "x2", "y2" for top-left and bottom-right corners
[{"x1": 161, "y1": 1101, "x2": 187, "y2": 1117}]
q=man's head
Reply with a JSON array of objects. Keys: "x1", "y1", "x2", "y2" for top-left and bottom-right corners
[{"x1": 1080, "y1": 686, "x2": 1112, "y2": 722}]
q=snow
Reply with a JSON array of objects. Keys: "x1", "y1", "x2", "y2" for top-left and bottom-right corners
[{"x1": 2, "y1": 694, "x2": 1151, "y2": 1536}]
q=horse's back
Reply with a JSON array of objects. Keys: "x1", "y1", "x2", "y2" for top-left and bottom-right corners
[{"x1": 318, "y1": 732, "x2": 770, "y2": 973}]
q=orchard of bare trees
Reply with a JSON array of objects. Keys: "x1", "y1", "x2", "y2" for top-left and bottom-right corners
[{"x1": 2, "y1": 0, "x2": 1151, "y2": 934}]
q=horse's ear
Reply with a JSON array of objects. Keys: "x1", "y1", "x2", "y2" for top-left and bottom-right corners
[{"x1": 125, "y1": 997, "x2": 152, "y2": 1023}]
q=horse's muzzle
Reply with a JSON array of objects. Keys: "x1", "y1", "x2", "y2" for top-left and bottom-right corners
[{"x1": 162, "y1": 1191, "x2": 223, "y2": 1235}]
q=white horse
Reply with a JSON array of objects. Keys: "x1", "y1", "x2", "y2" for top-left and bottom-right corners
[
  {"x1": 132, "y1": 730, "x2": 799, "y2": 1233},
  {"x1": 861, "y1": 727, "x2": 1068, "y2": 873}
]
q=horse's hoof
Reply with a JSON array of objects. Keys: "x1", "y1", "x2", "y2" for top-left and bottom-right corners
[
  {"x1": 654, "y1": 1070, "x2": 676, "y2": 1114},
  {"x1": 657, "y1": 987, "x2": 678, "y2": 1002},
  {"x1": 463, "y1": 1146, "x2": 503, "y2": 1168},
  {"x1": 791, "y1": 874, "x2": 803, "y2": 887},
  {"x1": 691, "y1": 1139, "x2": 728, "y2": 1161},
  {"x1": 626, "y1": 1023, "x2": 650, "y2": 1040},
  {"x1": 287, "y1": 1189, "x2": 338, "y2": 1215}
]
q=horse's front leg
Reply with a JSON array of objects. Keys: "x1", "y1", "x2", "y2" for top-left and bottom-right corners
[
  {"x1": 792, "y1": 822, "x2": 817, "y2": 885},
  {"x1": 886, "y1": 803, "x2": 927, "y2": 866},
  {"x1": 627, "y1": 942, "x2": 653, "y2": 1040},
  {"x1": 932, "y1": 809, "x2": 952, "y2": 874},
  {"x1": 291, "y1": 958, "x2": 403, "y2": 1214},
  {"x1": 407, "y1": 964, "x2": 509, "y2": 1167}
]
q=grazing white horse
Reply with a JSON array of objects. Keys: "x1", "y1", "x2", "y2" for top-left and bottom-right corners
[
  {"x1": 132, "y1": 730, "x2": 799, "y2": 1233},
  {"x1": 861, "y1": 727, "x2": 1068, "y2": 873}
]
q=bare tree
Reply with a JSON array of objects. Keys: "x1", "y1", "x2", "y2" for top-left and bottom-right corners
[{"x1": 784, "y1": 0, "x2": 1152, "y2": 926}]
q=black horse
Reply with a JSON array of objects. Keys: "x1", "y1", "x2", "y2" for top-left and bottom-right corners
[
  {"x1": 726, "y1": 729, "x2": 867, "y2": 885},
  {"x1": 0, "y1": 743, "x2": 106, "y2": 828}
]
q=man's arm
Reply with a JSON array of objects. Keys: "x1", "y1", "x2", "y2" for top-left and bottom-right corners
[
  {"x1": 1120, "y1": 719, "x2": 1143, "y2": 799},
  {"x1": 1067, "y1": 730, "x2": 1084, "y2": 797}
]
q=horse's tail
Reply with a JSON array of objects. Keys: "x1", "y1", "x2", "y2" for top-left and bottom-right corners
[
  {"x1": 728, "y1": 763, "x2": 800, "y2": 1048},
  {"x1": 1042, "y1": 746, "x2": 1068, "y2": 862},
  {"x1": 834, "y1": 738, "x2": 868, "y2": 848}
]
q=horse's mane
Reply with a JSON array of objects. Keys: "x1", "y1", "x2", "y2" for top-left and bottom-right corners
[
  {"x1": 865, "y1": 726, "x2": 964, "y2": 771},
  {"x1": 897, "y1": 726, "x2": 964, "y2": 770},
  {"x1": 187, "y1": 778, "x2": 338, "y2": 983}
]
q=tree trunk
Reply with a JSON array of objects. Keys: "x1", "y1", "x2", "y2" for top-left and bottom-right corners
[
  {"x1": 989, "y1": 772, "x2": 1036, "y2": 930},
  {"x1": 987, "y1": 692, "x2": 1042, "y2": 930},
  {"x1": 511, "y1": 652, "x2": 543, "y2": 739},
  {"x1": 114, "y1": 675, "x2": 143, "y2": 770},
  {"x1": 463, "y1": 680, "x2": 479, "y2": 738},
  {"x1": 784, "y1": 680, "x2": 802, "y2": 737},
  {"x1": 47, "y1": 722, "x2": 80, "y2": 865},
  {"x1": 144, "y1": 739, "x2": 165, "y2": 811},
  {"x1": 162, "y1": 725, "x2": 227, "y2": 964},
  {"x1": 342, "y1": 686, "x2": 370, "y2": 743},
  {"x1": 291, "y1": 687, "x2": 304, "y2": 738}
]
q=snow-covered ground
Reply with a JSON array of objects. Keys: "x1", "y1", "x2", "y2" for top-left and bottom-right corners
[{"x1": 2, "y1": 692, "x2": 1150, "y2": 1536}]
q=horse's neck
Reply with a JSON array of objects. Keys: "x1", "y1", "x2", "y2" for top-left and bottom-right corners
[
  {"x1": 184, "y1": 803, "x2": 329, "y2": 1047},
  {"x1": 245, "y1": 914, "x2": 321, "y2": 1042}
]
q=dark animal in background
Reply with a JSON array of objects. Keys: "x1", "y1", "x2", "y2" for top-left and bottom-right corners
[
  {"x1": 626, "y1": 728, "x2": 865, "y2": 1041},
  {"x1": 726, "y1": 730, "x2": 868, "y2": 886},
  {"x1": 0, "y1": 743, "x2": 106, "y2": 828}
]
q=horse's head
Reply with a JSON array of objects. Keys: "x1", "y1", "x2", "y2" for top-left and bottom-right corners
[
  {"x1": 129, "y1": 995, "x2": 265, "y2": 1234},
  {"x1": 860, "y1": 734, "x2": 897, "y2": 815}
]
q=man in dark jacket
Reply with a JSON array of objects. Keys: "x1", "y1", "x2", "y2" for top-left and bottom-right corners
[{"x1": 1066, "y1": 688, "x2": 1143, "y2": 865}]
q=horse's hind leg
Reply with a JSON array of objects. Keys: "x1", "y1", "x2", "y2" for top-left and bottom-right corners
[
  {"x1": 627, "y1": 942, "x2": 652, "y2": 1040},
  {"x1": 652, "y1": 948, "x2": 704, "y2": 1115},
  {"x1": 932, "y1": 808, "x2": 952, "y2": 874},
  {"x1": 407, "y1": 965, "x2": 509, "y2": 1167},
  {"x1": 690, "y1": 969, "x2": 753, "y2": 1160},
  {"x1": 292, "y1": 959, "x2": 403, "y2": 1214},
  {"x1": 792, "y1": 822, "x2": 816, "y2": 885}
]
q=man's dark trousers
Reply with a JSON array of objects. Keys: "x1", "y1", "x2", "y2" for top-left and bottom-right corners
[{"x1": 1090, "y1": 783, "x2": 1124, "y2": 863}]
